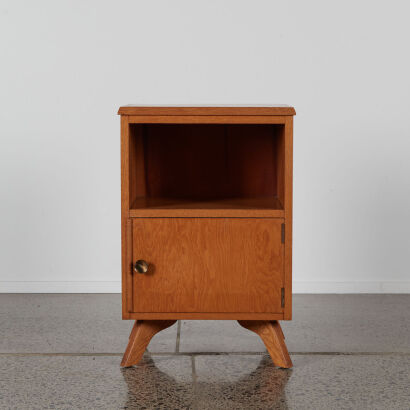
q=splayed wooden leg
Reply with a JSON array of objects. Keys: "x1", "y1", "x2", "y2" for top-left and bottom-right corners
[
  {"x1": 238, "y1": 320, "x2": 292, "y2": 368},
  {"x1": 121, "y1": 320, "x2": 176, "y2": 367}
]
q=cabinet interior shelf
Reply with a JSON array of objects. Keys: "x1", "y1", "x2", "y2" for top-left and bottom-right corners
[
  {"x1": 129, "y1": 197, "x2": 284, "y2": 217},
  {"x1": 128, "y1": 123, "x2": 287, "y2": 218}
]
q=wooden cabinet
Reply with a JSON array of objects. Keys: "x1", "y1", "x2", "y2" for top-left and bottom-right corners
[{"x1": 119, "y1": 106, "x2": 295, "y2": 368}]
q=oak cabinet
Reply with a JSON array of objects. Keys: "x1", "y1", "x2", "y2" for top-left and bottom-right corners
[{"x1": 119, "y1": 106, "x2": 295, "y2": 368}]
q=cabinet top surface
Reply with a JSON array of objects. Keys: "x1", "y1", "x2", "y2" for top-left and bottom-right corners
[{"x1": 117, "y1": 105, "x2": 296, "y2": 116}]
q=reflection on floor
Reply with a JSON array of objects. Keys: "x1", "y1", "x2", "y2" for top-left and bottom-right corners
[{"x1": 0, "y1": 294, "x2": 409, "y2": 409}]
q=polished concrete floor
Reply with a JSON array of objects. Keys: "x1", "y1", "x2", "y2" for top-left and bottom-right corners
[{"x1": 0, "y1": 294, "x2": 409, "y2": 409}]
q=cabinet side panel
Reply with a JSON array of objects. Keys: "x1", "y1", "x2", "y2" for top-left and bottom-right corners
[
  {"x1": 283, "y1": 117, "x2": 293, "y2": 320},
  {"x1": 121, "y1": 116, "x2": 132, "y2": 318},
  {"x1": 125, "y1": 220, "x2": 133, "y2": 312},
  {"x1": 129, "y1": 124, "x2": 146, "y2": 205},
  {"x1": 274, "y1": 125, "x2": 285, "y2": 207},
  {"x1": 225, "y1": 124, "x2": 277, "y2": 198}
]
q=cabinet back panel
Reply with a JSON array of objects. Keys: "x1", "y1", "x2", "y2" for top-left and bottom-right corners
[{"x1": 129, "y1": 124, "x2": 284, "y2": 202}]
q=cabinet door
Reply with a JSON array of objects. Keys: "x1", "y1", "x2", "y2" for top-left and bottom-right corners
[{"x1": 132, "y1": 218, "x2": 284, "y2": 313}]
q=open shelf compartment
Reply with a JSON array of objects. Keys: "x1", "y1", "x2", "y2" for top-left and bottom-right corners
[{"x1": 128, "y1": 123, "x2": 286, "y2": 217}]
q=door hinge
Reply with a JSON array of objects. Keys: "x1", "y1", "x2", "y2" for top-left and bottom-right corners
[
  {"x1": 281, "y1": 288, "x2": 285, "y2": 308},
  {"x1": 281, "y1": 223, "x2": 285, "y2": 244}
]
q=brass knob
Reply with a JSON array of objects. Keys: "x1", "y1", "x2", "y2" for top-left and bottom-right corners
[{"x1": 134, "y1": 259, "x2": 149, "y2": 274}]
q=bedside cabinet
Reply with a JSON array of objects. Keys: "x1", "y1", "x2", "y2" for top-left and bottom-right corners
[{"x1": 118, "y1": 105, "x2": 295, "y2": 368}]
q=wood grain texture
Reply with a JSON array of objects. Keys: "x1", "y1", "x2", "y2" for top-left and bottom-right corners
[
  {"x1": 121, "y1": 116, "x2": 131, "y2": 318},
  {"x1": 118, "y1": 106, "x2": 296, "y2": 116},
  {"x1": 143, "y1": 124, "x2": 227, "y2": 200},
  {"x1": 128, "y1": 124, "x2": 146, "y2": 207},
  {"x1": 129, "y1": 197, "x2": 284, "y2": 218},
  {"x1": 127, "y1": 312, "x2": 284, "y2": 320},
  {"x1": 132, "y1": 218, "x2": 284, "y2": 313},
  {"x1": 224, "y1": 124, "x2": 278, "y2": 198},
  {"x1": 273, "y1": 124, "x2": 285, "y2": 206},
  {"x1": 120, "y1": 107, "x2": 294, "y2": 323},
  {"x1": 238, "y1": 320, "x2": 292, "y2": 368},
  {"x1": 283, "y1": 117, "x2": 293, "y2": 320},
  {"x1": 121, "y1": 320, "x2": 176, "y2": 367},
  {"x1": 125, "y1": 219, "x2": 133, "y2": 313},
  {"x1": 136, "y1": 123, "x2": 283, "y2": 203},
  {"x1": 127, "y1": 115, "x2": 288, "y2": 124}
]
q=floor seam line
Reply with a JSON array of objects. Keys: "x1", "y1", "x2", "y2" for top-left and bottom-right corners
[
  {"x1": 0, "y1": 352, "x2": 409, "y2": 357},
  {"x1": 191, "y1": 355, "x2": 198, "y2": 410},
  {"x1": 175, "y1": 320, "x2": 181, "y2": 353}
]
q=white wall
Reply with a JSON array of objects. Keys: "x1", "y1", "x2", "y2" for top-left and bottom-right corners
[{"x1": 1, "y1": 0, "x2": 409, "y2": 293}]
